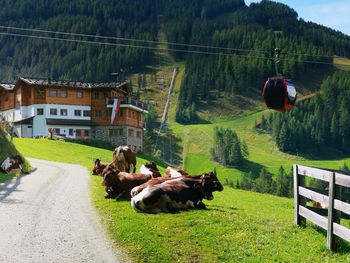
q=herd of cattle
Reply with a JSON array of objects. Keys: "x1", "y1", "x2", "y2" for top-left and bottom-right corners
[{"x1": 92, "y1": 146, "x2": 224, "y2": 213}]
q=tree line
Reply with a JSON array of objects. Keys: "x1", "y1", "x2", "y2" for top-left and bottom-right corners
[
  {"x1": 210, "y1": 126, "x2": 248, "y2": 167},
  {"x1": 256, "y1": 70, "x2": 350, "y2": 154}
]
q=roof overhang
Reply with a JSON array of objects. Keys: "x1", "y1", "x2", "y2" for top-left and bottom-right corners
[{"x1": 46, "y1": 118, "x2": 97, "y2": 126}]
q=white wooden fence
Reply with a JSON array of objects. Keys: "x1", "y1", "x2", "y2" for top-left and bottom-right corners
[{"x1": 294, "y1": 164, "x2": 350, "y2": 250}]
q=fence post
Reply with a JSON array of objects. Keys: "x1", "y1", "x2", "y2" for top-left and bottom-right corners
[
  {"x1": 294, "y1": 164, "x2": 306, "y2": 226},
  {"x1": 327, "y1": 172, "x2": 336, "y2": 250}
]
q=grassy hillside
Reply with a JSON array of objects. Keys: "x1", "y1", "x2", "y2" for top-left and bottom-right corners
[{"x1": 13, "y1": 138, "x2": 350, "y2": 262}]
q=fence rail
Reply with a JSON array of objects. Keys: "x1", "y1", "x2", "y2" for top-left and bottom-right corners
[{"x1": 294, "y1": 164, "x2": 350, "y2": 250}]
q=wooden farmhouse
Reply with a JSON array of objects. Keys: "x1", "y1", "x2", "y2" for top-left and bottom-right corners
[{"x1": 0, "y1": 77, "x2": 148, "y2": 152}]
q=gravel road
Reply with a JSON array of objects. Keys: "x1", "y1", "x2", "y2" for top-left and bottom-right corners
[{"x1": 0, "y1": 158, "x2": 127, "y2": 263}]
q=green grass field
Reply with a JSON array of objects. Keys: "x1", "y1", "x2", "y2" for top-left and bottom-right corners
[{"x1": 12, "y1": 138, "x2": 350, "y2": 262}]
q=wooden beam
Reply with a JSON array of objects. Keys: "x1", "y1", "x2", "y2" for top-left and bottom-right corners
[
  {"x1": 333, "y1": 223, "x2": 350, "y2": 243},
  {"x1": 299, "y1": 186, "x2": 328, "y2": 207},
  {"x1": 297, "y1": 165, "x2": 332, "y2": 182},
  {"x1": 335, "y1": 172, "x2": 350, "y2": 188},
  {"x1": 306, "y1": 206, "x2": 328, "y2": 216},
  {"x1": 299, "y1": 205, "x2": 327, "y2": 230},
  {"x1": 334, "y1": 199, "x2": 350, "y2": 215}
]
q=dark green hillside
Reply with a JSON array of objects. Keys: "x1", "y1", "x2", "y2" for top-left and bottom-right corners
[{"x1": 0, "y1": 0, "x2": 159, "y2": 82}]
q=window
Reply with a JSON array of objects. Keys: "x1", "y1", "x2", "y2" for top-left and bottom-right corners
[
  {"x1": 137, "y1": 131, "x2": 141, "y2": 138},
  {"x1": 94, "y1": 92, "x2": 100, "y2": 99},
  {"x1": 108, "y1": 128, "x2": 118, "y2": 137},
  {"x1": 60, "y1": 109, "x2": 68, "y2": 116},
  {"x1": 128, "y1": 129, "x2": 134, "y2": 137},
  {"x1": 83, "y1": 110, "x2": 91, "y2": 117},
  {"x1": 60, "y1": 90, "x2": 67, "y2": 97},
  {"x1": 53, "y1": 128, "x2": 60, "y2": 134},
  {"x1": 69, "y1": 129, "x2": 74, "y2": 136},
  {"x1": 74, "y1": 110, "x2": 81, "y2": 116},
  {"x1": 119, "y1": 128, "x2": 124, "y2": 136},
  {"x1": 50, "y1": 109, "x2": 57, "y2": 115},
  {"x1": 76, "y1": 91, "x2": 84, "y2": 98},
  {"x1": 36, "y1": 87, "x2": 45, "y2": 98},
  {"x1": 49, "y1": 90, "x2": 57, "y2": 97},
  {"x1": 37, "y1": 108, "x2": 44, "y2": 115},
  {"x1": 84, "y1": 130, "x2": 90, "y2": 137},
  {"x1": 75, "y1": 129, "x2": 82, "y2": 136}
]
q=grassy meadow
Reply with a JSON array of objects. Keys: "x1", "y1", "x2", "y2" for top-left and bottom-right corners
[{"x1": 12, "y1": 138, "x2": 350, "y2": 262}]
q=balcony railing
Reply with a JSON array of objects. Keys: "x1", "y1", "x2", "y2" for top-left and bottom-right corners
[{"x1": 106, "y1": 97, "x2": 148, "y2": 111}]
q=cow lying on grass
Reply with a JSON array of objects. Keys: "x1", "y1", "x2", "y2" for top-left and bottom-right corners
[
  {"x1": 92, "y1": 159, "x2": 108, "y2": 175},
  {"x1": 131, "y1": 171, "x2": 223, "y2": 213},
  {"x1": 102, "y1": 165, "x2": 152, "y2": 199}
]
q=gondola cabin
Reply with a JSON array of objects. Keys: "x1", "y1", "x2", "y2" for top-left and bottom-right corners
[{"x1": 262, "y1": 77, "x2": 297, "y2": 111}]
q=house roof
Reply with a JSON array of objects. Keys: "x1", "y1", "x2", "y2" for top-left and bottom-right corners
[
  {"x1": 19, "y1": 77, "x2": 131, "y2": 94},
  {"x1": 0, "y1": 83, "x2": 15, "y2": 90},
  {"x1": 46, "y1": 118, "x2": 97, "y2": 126}
]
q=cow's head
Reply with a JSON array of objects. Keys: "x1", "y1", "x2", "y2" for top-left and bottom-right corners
[
  {"x1": 94, "y1": 159, "x2": 101, "y2": 166},
  {"x1": 144, "y1": 161, "x2": 158, "y2": 171},
  {"x1": 142, "y1": 162, "x2": 161, "y2": 178},
  {"x1": 196, "y1": 171, "x2": 223, "y2": 200},
  {"x1": 102, "y1": 165, "x2": 120, "y2": 187}
]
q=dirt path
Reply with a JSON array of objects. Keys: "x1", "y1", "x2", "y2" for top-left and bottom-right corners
[{"x1": 0, "y1": 158, "x2": 127, "y2": 263}]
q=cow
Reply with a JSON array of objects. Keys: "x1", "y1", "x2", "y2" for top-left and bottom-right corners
[
  {"x1": 92, "y1": 159, "x2": 108, "y2": 175},
  {"x1": 140, "y1": 162, "x2": 162, "y2": 178},
  {"x1": 0, "y1": 155, "x2": 24, "y2": 174},
  {"x1": 131, "y1": 171, "x2": 223, "y2": 213},
  {"x1": 112, "y1": 146, "x2": 136, "y2": 173},
  {"x1": 102, "y1": 165, "x2": 152, "y2": 199},
  {"x1": 131, "y1": 172, "x2": 204, "y2": 198},
  {"x1": 165, "y1": 166, "x2": 189, "y2": 178}
]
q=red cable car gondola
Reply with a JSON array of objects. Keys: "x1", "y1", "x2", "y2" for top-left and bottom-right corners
[
  {"x1": 262, "y1": 48, "x2": 297, "y2": 111},
  {"x1": 262, "y1": 77, "x2": 297, "y2": 111}
]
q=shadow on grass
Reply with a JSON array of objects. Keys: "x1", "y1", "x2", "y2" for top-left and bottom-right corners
[
  {"x1": 207, "y1": 205, "x2": 237, "y2": 212},
  {"x1": 312, "y1": 225, "x2": 350, "y2": 254},
  {"x1": 237, "y1": 159, "x2": 266, "y2": 178},
  {"x1": 0, "y1": 175, "x2": 23, "y2": 202}
]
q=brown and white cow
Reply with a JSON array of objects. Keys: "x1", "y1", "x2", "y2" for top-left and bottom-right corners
[
  {"x1": 140, "y1": 162, "x2": 162, "y2": 178},
  {"x1": 92, "y1": 159, "x2": 108, "y2": 175},
  {"x1": 165, "y1": 166, "x2": 189, "y2": 178},
  {"x1": 131, "y1": 172, "x2": 223, "y2": 213},
  {"x1": 112, "y1": 146, "x2": 136, "y2": 173},
  {"x1": 102, "y1": 165, "x2": 152, "y2": 199},
  {"x1": 130, "y1": 172, "x2": 203, "y2": 197}
]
